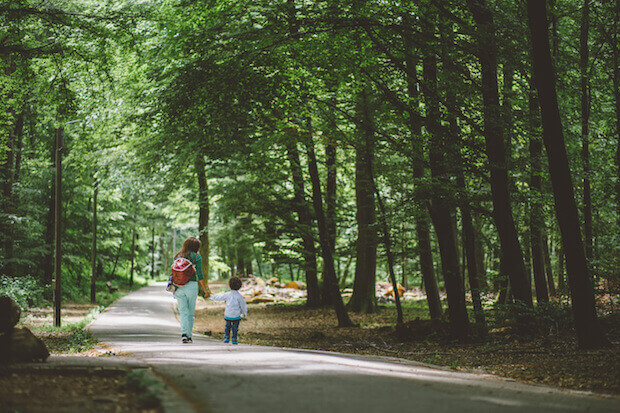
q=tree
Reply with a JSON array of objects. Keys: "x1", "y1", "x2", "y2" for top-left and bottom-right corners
[{"x1": 526, "y1": 0, "x2": 610, "y2": 349}]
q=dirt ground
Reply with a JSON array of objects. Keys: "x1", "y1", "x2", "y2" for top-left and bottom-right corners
[
  {"x1": 1, "y1": 304, "x2": 162, "y2": 413},
  {"x1": 195, "y1": 281, "x2": 620, "y2": 396},
  {"x1": 0, "y1": 369, "x2": 160, "y2": 413}
]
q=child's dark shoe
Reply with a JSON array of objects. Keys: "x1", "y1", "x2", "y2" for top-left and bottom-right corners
[
  {"x1": 223, "y1": 338, "x2": 230, "y2": 343},
  {"x1": 232, "y1": 340, "x2": 238, "y2": 345}
]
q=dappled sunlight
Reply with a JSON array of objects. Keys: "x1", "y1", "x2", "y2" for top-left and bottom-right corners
[{"x1": 88, "y1": 284, "x2": 619, "y2": 413}]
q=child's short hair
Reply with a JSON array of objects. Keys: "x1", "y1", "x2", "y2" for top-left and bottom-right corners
[{"x1": 229, "y1": 276, "x2": 242, "y2": 290}]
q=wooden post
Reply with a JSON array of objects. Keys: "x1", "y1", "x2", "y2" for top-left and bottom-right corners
[
  {"x1": 53, "y1": 127, "x2": 63, "y2": 327},
  {"x1": 151, "y1": 223, "x2": 155, "y2": 278},
  {"x1": 91, "y1": 178, "x2": 98, "y2": 304},
  {"x1": 130, "y1": 229, "x2": 136, "y2": 288}
]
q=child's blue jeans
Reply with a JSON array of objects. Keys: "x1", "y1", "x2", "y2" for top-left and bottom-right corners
[{"x1": 224, "y1": 319, "x2": 240, "y2": 341}]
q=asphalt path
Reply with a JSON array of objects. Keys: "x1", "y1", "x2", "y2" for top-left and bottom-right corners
[{"x1": 88, "y1": 282, "x2": 618, "y2": 413}]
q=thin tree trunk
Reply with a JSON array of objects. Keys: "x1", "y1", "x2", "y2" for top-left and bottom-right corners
[
  {"x1": 322, "y1": 137, "x2": 337, "y2": 305},
  {"x1": 348, "y1": 88, "x2": 378, "y2": 314},
  {"x1": 0, "y1": 114, "x2": 21, "y2": 276},
  {"x1": 529, "y1": 83, "x2": 549, "y2": 304},
  {"x1": 401, "y1": 224, "x2": 408, "y2": 289},
  {"x1": 467, "y1": 0, "x2": 534, "y2": 311},
  {"x1": 422, "y1": 17, "x2": 470, "y2": 340},
  {"x1": 457, "y1": 173, "x2": 487, "y2": 336},
  {"x1": 557, "y1": 245, "x2": 565, "y2": 292},
  {"x1": 614, "y1": 1, "x2": 620, "y2": 223},
  {"x1": 503, "y1": 66, "x2": 514, "y2": 169},
  {"x1": 526, "y1": 0, "x2": 610, "y2": 348},
  {"x1": 252, "y1": 245, "x2": 264, "y2": 278},
  {"x1": 237, "y1": 251, "x2": 245, "y2": 277},
  {"x1": 580, "y1": 0, "x2": 593, "y2": 264},
  {"x1": 304, "y1": 122, "x2": 354, "y2": 327},
  {"x1": 441, "y1": 18, "x2": 486, "y2": 335},
  {"x1": 43, "y1": 143, "x2": 56, "y2": 288},
  {"x1": 403, "y1": 29, "x2": 442, "y2": 319},
  {"x1": 340, "y1": 255, "x2": 353, "y2": 289},
  {"x1": 195, "y1": 156, "x2": 210, "y2": 281},
  {"x1": 110, "y1": 233, "x2": 123, "y2": 279},
  {"x1": 53, "y1": 127, "x2": 63, "y2": 327},
  {"x1": 372, "y1": 179, "x2": 404, "y2": 326},
  {"x1": 542, "y1": 234, "x2": 556, "y2": 296},
  {"x1": 286, "y1": 139, "x2": 321, "y2": 308}
]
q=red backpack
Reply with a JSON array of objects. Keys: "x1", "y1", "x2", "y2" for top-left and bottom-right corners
[{"x1": 171, "y1": 257, "x2": 196, "y2": 286}]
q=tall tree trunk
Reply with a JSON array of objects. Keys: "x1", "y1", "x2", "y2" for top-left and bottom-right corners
[
  {"x1": 372, "y1": 180, "x2": 404, "y2": 326},
  {"x1": 195, "y1": 156, "x2": 210, "y2": 281},
  {"x1": 542, "y1": 234, "x2": 556, "y2": 296},
  {"x1": 286, "y1": 138, "x2": 321, "y2": 308},
  {"x1": 348, "y1": 89, "x2": 378, "y2": 314},
  {"x1": 0, "y1": 114, "x2": 21, "y2": 276},
  {"x1": 237, "y1": 251, "x2": 245, "y2": 277},
  {"x1": 529, "y1": 83, "x2": 549, "y2": 304},
  {"x1": 53, "y1": 127, "x2": 63, "y2": 327},
  {"x1": 441, "y1": 19, "x2": 486, "y2": 335},
  {"x1": 580, "y1": 0, "x2": 593, "y2": 264},
  {"x1": 285, "y1": 0, "x2": 320, "y2": 307},
  {"x1": 401, "y1": 224, "x2": 408, "y2": 289},
  {"x1": 467, "y1": 0, "x2": 534, "y2": 311},
  {"x1": 502, "y1": 66, "x2": 514, "y2": 168},
  {"x1": 422, "y1": 18, "x2": 470, "y2": 340},
  {"x1": 526, "y1": 0, "x2": 610, "y2": 348},
  {"x1": 403, "y1": 29, "x2": 442, "y2": 319},
  {"x1": 613, "y1": 1, "x2": 620, "y2": 223},
  {"x1": 43, "y1": 142, "x2": 56, "y2": 288},
  {"x1": 322, "y1": 137, "x2": 337, "y2": 305},
  {"x1": 458, "y1": 174, "x2": 487, "y2": 335},
  {"x1": 110, "y1": 233, "x2": 124, "y2": 279},
  {"x1": 557, "y1": 245, "x2": 565, "y2": 292},
  {"x1": 304, "y1": 122, "x2": 354, "y2": 327}
]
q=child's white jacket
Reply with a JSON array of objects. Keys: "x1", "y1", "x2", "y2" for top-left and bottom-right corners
[{"x1": 210, "y1": 290, "x2": 248, "y2": 320}]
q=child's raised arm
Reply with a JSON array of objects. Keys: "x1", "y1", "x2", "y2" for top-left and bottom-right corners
[{"x1": 209, "y1": 292, "x2": 229, "y2": 301}]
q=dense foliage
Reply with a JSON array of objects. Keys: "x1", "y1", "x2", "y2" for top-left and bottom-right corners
[{"x1": 1, "y1": 0, "x2": 617, "y2": 347}]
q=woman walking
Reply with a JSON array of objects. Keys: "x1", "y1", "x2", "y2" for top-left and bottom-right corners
[{"x1": 174, "y1": 237, "x2": 210, "y2": 343}]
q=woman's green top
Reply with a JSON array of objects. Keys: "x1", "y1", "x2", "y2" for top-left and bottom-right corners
[{"x1": 188, "y1": 252, "x2": 204, "y2": 282}]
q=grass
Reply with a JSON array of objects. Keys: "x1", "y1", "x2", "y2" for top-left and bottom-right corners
[{"x1": 25, "y1": 306, "x2": 102, "y2": 354}]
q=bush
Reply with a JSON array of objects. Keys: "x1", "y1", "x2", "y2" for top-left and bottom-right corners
[{"x1": 0, "y1": 275, "x2": 46, "y2": 309}]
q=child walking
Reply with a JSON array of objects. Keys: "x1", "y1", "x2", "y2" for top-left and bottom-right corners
[{"x1": 210, "y1": 277, "x2": 247, "y2": 344}]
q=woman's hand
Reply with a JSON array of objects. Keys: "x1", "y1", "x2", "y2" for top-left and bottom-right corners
[{"x1": 198, "y1": 280, "x2": 210, "y2": 298}]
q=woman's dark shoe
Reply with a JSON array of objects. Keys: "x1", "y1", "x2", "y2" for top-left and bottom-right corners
[{"x1": 182, "y1": 334, "x2": 189, "y2": 343}]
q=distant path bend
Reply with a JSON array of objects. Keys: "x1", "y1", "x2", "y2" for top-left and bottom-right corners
[{"x1": 89, "y1": 283, "x2": 618, "y2": 413}]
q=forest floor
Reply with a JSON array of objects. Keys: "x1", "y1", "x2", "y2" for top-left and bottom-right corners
[
  {"x1": 2, "y1": 303, "x2": 162, "y2": 413},
  {"x1": 195, "y1": 281, "x2": 620, "y2": 396}
]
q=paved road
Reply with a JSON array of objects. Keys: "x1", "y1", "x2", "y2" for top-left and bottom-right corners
[{"x1": 89, "y1": 283, "x2": 618, "y2": 413}]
